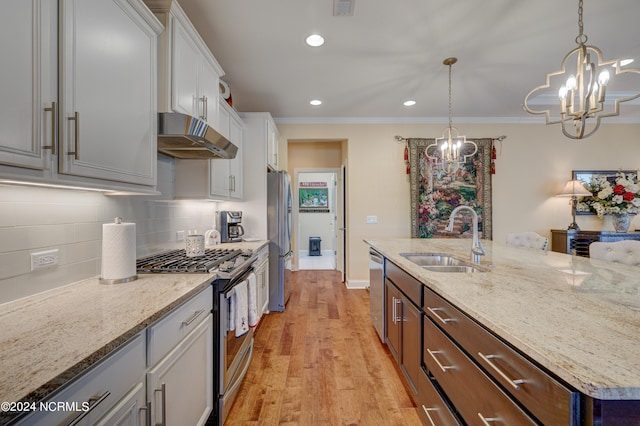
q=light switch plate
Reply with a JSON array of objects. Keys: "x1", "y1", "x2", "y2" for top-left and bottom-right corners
[{"x1": 366, "y1": 215, "x2": 378, "y2": 224}]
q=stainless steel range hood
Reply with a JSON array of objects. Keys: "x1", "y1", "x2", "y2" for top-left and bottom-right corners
[{"x1": 157, "y1": 112, "x2": 238, "y2": 159}]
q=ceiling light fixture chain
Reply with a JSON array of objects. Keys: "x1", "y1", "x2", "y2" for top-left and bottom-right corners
[
  {"x1": 447, "y1": 57, "x2": 453, "y2": 131},
  {"x1": 576, "y1": 0, "x2": 585, "y2": 44},
  {"x1": 424, "y1": 57, "x2": 477, "y2": 175},
  {"x1": 523, "y1": 0, "x2": 640, "y2": 139}
]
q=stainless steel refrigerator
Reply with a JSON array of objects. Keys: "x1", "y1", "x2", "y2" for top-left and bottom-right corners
[{"x1": 267, "y1": 170, "x2": 293, "y2": 311}]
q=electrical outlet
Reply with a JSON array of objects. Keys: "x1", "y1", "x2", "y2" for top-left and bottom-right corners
[
  {"x1": 176, "y1": 230, "x2": 185, "y2": 241},
  {"x1": 31, "y1": 249, "x2": 59, "y2": 271},
  {"x1": 366, "y1": 215, "x2": 378, "y2": 224}
]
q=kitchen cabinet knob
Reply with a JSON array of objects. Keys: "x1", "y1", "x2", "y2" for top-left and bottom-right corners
[
  {"x1": 421, "y1": 406, "x2": 438, "y2": 426},
  {"x1": 426, "y1": 348, "x2": 455, "y2": 373},
  {"x1": 43, "y1": 102, "x2": 57, "y2": 155},
  {"x1": 478, "y1": 352, "x2": 526, "y2": 390},
  {"x1": 139, "y1": 401, "x2": 152, "y2": 426},
  {"x1": 67, "y1": 112, "x2": 79, "y2": 160},
  {"x1": 182, "y1": 309, "x2": 204, "y2": 327},
  {"x1": 426, "y1": 306, "x2": 454, "y2": 325},
  {"x1": 155, "y1": 383, "x2": 167, "y2": 426},
  {"x1": 477, "y1": 412, "x2": 501, "y2": 425}
]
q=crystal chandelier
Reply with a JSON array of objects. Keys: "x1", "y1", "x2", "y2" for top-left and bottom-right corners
[
  {"x1": 425, "y1": 58, "x2": 477, "y2": 174},
  {"x1": 524, "y1": 0, "x2": 640, "y2": 139}
]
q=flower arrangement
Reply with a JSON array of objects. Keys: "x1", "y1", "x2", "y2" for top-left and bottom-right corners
[{"x1": 576, "y1": 171, "x2": 640, "y2": 217}]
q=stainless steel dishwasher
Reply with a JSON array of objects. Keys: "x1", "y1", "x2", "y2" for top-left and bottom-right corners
[{"x1": 369, "y1": 248, "x2": 385, "y2": 343}]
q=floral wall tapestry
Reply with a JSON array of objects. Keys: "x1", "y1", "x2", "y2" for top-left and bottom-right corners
[{"x1": 409, "y1": 138, "x2": 492, "y2": 239}]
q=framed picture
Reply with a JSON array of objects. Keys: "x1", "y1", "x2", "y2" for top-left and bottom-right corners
[
  {"x1": 573, "y1": 170, "x2": 637, "y2": 215},
  {"x1": 299, "y1": 187, "x2": 328, "y2": 210},
  {"x1": 409, "y1": 138, "x2": 492, "y2": 239}
]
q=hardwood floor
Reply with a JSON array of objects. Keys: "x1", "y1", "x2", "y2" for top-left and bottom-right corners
[{"x1": 226, "y1": 270, "x2": 422, "y2": 426}]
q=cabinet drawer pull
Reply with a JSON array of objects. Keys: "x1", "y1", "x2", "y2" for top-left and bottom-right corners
[
  {"x1": 67, "y1": 390, "x2": 110, "y2": 425},
  {"x1": 477, "y1": 412, "x2": 501, "y2": 425},
  {"x1": 394, "y1": 297, "x2": 402, "y2": 323},
  {"x1": 67, "y1": 112, "x2": 79, "y2": 160},
  {"x1": 427, "y1": 307, "x2": 454, "y2": 325},
  {"x1": 478, "y1": 352, "x2": 526, "y2": 391},
  {"x1": 427, "y1": 349, "x2": 454, "y2": 373},
  {"x1": 182, "y1": 309, "x2": 204, "y2": 326},
  {"x1": 421, "y1": 406, "x2": 438, "y2": 426},
  {"x1": 43, "y1": 102, "x2": 57, "y2": 154},
  {"x1": 139, "y1": 401, "x2": 152, "y2": 426},
  {"x1": 155, "y1": 383, "x2": 167, "y2": 426}
]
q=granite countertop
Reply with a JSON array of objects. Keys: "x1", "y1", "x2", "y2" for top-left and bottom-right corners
[
  {"x1": 365, "y1": 238, "x2": 640, "y2": 400},
  {"x1": 0, "y1": 240, "x2": 267, "y2": 420}
]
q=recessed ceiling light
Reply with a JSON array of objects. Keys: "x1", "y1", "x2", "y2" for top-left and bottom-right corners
[
  {"x1": 403, "y1": 100, "x2": 416, "y2": 106},
  {"x1": 310, "y1": 99, "x2": 322, "y2": 106},
  {"x1": 613, "y1": 59, "x2": 634, "y2": 68},
  {"x1": 305, "y1": 34, "x2": 325, "y2": 47}
]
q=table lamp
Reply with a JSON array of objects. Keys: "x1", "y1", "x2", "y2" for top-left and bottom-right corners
[{"x1": 557, "y1": 180, "x2": 592, "y2": 230}]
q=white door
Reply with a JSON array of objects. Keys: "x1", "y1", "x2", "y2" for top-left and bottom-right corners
[
  {"x1": 0, "y1": 0, "x2": 56, "y2": 170},
  {"x1": 58, "y1": 0, "x2": 158, "y2": 186},
  {"x1": 147, "y1": 316, "x2": 213, "y2": 426},
  {"x1": 171, "y1": 18, "x2": 200, "y2": 118},
  {"x1": 228, "y1": 114, "x2": 243, "y2": 199}
]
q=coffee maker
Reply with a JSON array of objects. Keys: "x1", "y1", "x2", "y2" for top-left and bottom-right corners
[{"x1": 219, "y1": 211, "x2": 244, "y2": 243}]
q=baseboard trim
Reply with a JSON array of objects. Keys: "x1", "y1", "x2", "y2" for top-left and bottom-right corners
[{"x1": 346, "y1": 279, "x2": 368, "y2": 290}]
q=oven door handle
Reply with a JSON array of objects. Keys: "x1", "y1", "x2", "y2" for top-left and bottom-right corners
[{"x1": 223, "y1": 266, "x2": 255, "y2": 298}]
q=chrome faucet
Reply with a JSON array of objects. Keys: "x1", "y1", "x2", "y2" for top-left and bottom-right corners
[{"x1": 445, "y1": 205, "x2": 485, "y2": 264}]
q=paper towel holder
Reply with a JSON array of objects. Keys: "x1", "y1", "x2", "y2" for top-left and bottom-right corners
[{"x1": 99, "y1": 217, "x2": 138, "y2": 285}]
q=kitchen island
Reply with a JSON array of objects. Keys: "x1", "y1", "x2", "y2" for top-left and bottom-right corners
[
  {"x1": 0, "y1": 240, "x2": 267, "y2": 425},
  {"x1": 366, "y1": 238, "x2": 640, "y2": 424}
]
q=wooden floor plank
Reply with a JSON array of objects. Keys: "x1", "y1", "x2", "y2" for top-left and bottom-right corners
[{"x1": 225, "y1": 270, "x2": 422, "y2": 425}]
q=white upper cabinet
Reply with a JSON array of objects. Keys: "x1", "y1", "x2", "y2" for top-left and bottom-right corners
[
  {"x1": 0, "y1": 0, "x2": 161, "y2": 192},
  {"x1": 0, "y1": 0, "x2": 56, "y2": 172},
  {"x1": 241, "y1": 112, "x2": 280, "y2": 171},
  {"x1": 148, "y1": 0, "x2": 222, "y2": 129},
  {"x1": 267, "y1": 117, "x2": 280, "y2": 171},
  {"x1": 58, "y1": 0, "x2": 161, "y2": 187}
]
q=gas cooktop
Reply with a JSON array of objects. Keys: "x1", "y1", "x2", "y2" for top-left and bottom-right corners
[{"x1": 136, "y1": 248, "x2": 248, "y2": 274}]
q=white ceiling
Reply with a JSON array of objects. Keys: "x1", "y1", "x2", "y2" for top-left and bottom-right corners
[{"x1": 177, "y1": 0, "x2": 640, "y2": 124}]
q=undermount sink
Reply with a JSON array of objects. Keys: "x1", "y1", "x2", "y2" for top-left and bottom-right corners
[
  {"x1": 400, "y1": 252, "x2": 464, "y2": 266},
  {"x1": 400, "y1": 252, "x2": 484, "y2": 273}
]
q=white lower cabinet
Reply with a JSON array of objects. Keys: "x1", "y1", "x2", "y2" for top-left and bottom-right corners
[
  {"x1": 17, "y1": 333, "x2": 146, "y2": 426},
  {"x1": 15, "y1": 286, "x2": 213, "y2": 426},
  {"x1": 254, "y1": 245, "x2": 270, "y2": 317},
  {"x1": 94, "y1": 382, "x2": 146, "y2": 426},
  {"x1": 146, "y1": 285, "x2": 213, "y2": 426},
  {"x1": 147, "y1": 315, "x2": 213, "y2": 426}
]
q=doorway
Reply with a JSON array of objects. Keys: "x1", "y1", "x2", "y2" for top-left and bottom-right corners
[{"x1": 295, "y1": 169, "x2": 340, "y2": 270}]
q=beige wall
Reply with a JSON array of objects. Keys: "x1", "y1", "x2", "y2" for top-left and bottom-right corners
[{"x1": 277, "y1": 122, "x2": 640, "y2": 285}]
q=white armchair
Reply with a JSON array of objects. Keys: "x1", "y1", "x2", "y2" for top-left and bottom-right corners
[
  {"x1": 589, "y1": 240, "x2": 640, "y2": 266},
  {"x1": 506, "y1": 232, "x2": 549, "y2": 251}
]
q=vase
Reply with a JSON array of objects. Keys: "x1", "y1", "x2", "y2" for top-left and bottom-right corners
[{"x1": 612, "y1": 213, "x2": 631, "y2": 233}]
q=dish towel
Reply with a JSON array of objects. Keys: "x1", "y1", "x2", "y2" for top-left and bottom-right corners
[
  {"x1": 247, "y1": 272, "x2": 259, "y2": 327},
  {"x1": 234, "y1": 280, "x2": 249, "y2": 337}
]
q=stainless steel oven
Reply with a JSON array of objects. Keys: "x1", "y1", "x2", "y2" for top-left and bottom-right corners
[
  {"x1": 137, "y1": 247, "x2": 257, "y2": 426},
  {"x1": 216, "y1": 266, "x2": 255, "y2": 424}
]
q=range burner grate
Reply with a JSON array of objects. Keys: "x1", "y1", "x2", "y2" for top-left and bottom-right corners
[{"x1": 136, "y1": 248, "x2": 243, "y2": 273}]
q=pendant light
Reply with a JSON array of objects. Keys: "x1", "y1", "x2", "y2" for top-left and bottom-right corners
[
  {"x1": 524, "y1": 0, "x2": 640, "y2": 139},
  {"x1": 425, "y1": 58, "x2": 477, "y2": 174}
]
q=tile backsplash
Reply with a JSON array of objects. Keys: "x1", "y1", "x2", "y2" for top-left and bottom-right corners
[{"x1": 0, "y1": 157, "x2": 218, "y2": 304}]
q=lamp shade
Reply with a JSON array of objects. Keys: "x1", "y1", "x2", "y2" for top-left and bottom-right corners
[{"x1": 558, "y1": 180, "x2": 592, "y2": 197}]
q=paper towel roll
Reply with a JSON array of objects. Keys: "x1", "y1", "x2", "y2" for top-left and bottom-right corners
[{"x1": 100, "y1": 218, "x2": 137, "y2": 284}]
